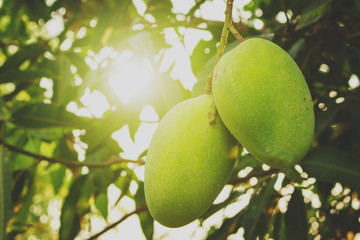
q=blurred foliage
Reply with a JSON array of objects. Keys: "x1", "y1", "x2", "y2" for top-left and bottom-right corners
[{"x1": 0, "y1": 0, "x2": 360, "y2": 239}]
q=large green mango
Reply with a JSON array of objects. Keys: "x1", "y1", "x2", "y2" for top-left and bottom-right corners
[
  {"x1": 144, "y1": 94, "x2": 238, "y2": 228},
  {"x1": 212, "y1": 38, "x2": 314, "y2": 169}
]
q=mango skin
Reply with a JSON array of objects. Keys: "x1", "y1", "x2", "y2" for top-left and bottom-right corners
[
  {"x1": 144, "y1": 94, "x2": 238, "y2": 228},
  {"x1": 212, "y1": 38, "x2": 314, "y2": 169}
]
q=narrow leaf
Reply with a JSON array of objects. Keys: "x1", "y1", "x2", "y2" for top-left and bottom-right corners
[
  {"x1": 241, "y1": 177, "x2": 277, "y2": 240},
  {"x1": 285, "y1": 188, "x2": 308, "y2": 240},
  {"x1": 301, "y1": 148, "x2": 360, "y2": 190},
  {"x1": 135, "y1": 182, "x2": 153, "y2": 240},
  {"x1": 95, "y1": 193, "x2": 108, "y2": 220},
  {"x1": 0, "y1": 147, "x2": 12, "y2": 240},
  {"x1": 59, "y1": 175, "x2": 91, "y2": 240},
  {"x1": 12, "y1": 103, "x2": 90, "y2": 128},
  {"x1": 296, "y1": 0, "x2": 332, "y2": 30},
  {"x1": 0, "y1": 70, "x2": 50, "y2": 84},
  {"x1": 0, "y1": 43, "x2": 47, "y2": 71}
]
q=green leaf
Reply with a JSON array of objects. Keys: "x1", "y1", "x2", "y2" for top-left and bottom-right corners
[
  {"x1": 0, "y1": 147, "x2": 12, "y2": 240},
  {"x1": 207, "y1": 178, "x2": 277, "y2": 240},
  {"x1": 59, "y1": 175, "x2": 91, "y2": 240},
  {"x1": 54, "y1": 137, "x2": 78, "y2": 161},
  {"x1": 114, "y1": 173, "x2": 132, "y2": 205},
  {"x1": 283, "y1": 167, "x2": 303, "y2": 183},
  {"x1": 285, "y1": 188, "x2": 308, "y2": 240},
  {"x1": 95, "y1": 193, "x2": 108, "y2": 220},
  {"x1": 296, "y1": 0, "x2": 332, "y2": 30},
  {"x1": 13, "y1": 137, "x2": 41, "y2": 170},
  {"x1": 271, "y1": 212, "x2": 286, "y2": 240},
  {"x1": 51, "y1": 164, "x2": 66, "y2": 194},
  {"x1": 191, "y1": 40, "x2": 239, "y2": 98},
  {"x1": 135, "y1": 182, "x2": 153, "y2": 240},
  {"x1": 11, "y1": 103, "x2": 90, "y2": 128},
  {"x1": 244, "y1": 180, "x2": 276, "y2": 236},
  {"x1": 206, "y1": 213, "x2": 242, "y2": 240},
  {"x1": 26, "y1": 128, "x2": 63, "y2": 140},
  {"x1": 0, "y1": 43, "x2": 47, "y2": 71},
  {"x1": 150, "y1": 75, "x2": 189, "y2": 119},
  {"x1": 0, "y1": 70, "x2": 50, "y2": 84},
  {"x1": 288, "y1": 38, "x2": 305, "y2": 59},
  {"x1": 191, "y1": 39, "x2": 217, "y2": 76},
  {"x1": 145, "y1": 0, "x2": 173, "y2": 23},
  {"x1": 89, "y1": 167, "x2": 113, "y2": 194},
  {"x1": 240, "y1": 177, "x2": 277, "y2": 240},
  {"x1": 83, "y1": 110, "x2": 125, "y2": 153},
  {"x1": 51, "y1": 54, "x2": 78, "y2": 106},
  {"x1": 137, "y1": 149, "x2": 148, "y2": 159},
  {"x1": 301, "y1": 148, "x2": 360, "y2": 190},
  {"x1": 200, "y1": 190, "x2": 240, "y2": 222}
]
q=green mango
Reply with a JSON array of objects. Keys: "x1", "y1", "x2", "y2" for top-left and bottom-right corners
[
  {"x1": 212, "y1": 38, "x2": 314, "y2": 169},
  {"x1": 144, "y1": 94, "x2": 238, "y2": 228}
]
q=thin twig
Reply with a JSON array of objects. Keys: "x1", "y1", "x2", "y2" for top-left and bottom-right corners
[
  {"x1": 0, "y1": 139, "x2": 145, "y2": 168},
  {"x1": 203, "y1": 0, "x2": 234, "y2": 95},
  {"x1": 228, "y1": 25, "x2": 243, "y2": 43},
  {"x1": 203, "y1": 0, "x2": 244, "y2": 125},
  {"x1": 227, "y1": 168, "x2": 280, "y2": 185},
  {"x1": 86, "y1": 205, "x2": 148, "y2": 240}
]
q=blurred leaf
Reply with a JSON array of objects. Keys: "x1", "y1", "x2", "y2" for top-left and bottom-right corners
[
  {"x1": 83, "y1": 111, "x2": 125, "y2": 153},
  {"x1": 145, "y1": 0, "x2": 173, "y2": 23},
  {"x1": 191, "y1": 40, "x2": 239, "y2": 98},
  {"x1": 26, "y1": 128, "x2": 63, "y2": 141},
  {"x1": 11, "y1": 103, "x2": 90, "y2": 128},
  {"x1": 149, "y1": 73, "x2": 189, "y2": 118},
  {"x1": 51, "y1": 164, "x2": 66, "y2": 194},
  {"x1": 0, "y1": 147, "x2": 12, "y2": 240},
  {"x1": 135, "y1": 182, "x2": 153, "y2": 240},
  {"x1": 51, "y1": 54, "x2": 78, "y2": 106},
  {"x1": 54, "y1": 137, "x2": 78, "y2": 162},
  {"x1": 288, "y1": 38, "x2": 305, "y2": 59},
  {"x1": 207, "y1": 213, "x2": 242, "y2": 240},
  {"x1": 271, "y1": 212, "x2": 286, "y2": 240},
  {"x1": 285, "y1": 188, "x2": 308, "y2": 240},
  {"x1": 90, "y1": 167, "x2": 113, "y2": 194},
  {"x1": 191, "y1": 54, "x2": 215, "y2": 98},
  {"x1": 200, "y1": 190, "x2": 240, "y2": 221},
  {"x1": 283, "y1": 167, "x2": 303, "y2": 183},
  {"x1": 0, "y1": 70, "x2": 49, "y2": 84},
  {"x1": 59, "y1": 175, "x2": 91, "y2": 240},
  {"x1": 240, "y1": 177, "x2": 277, "y2": 240},
  {"x1": 0, "y1": 43, "x2": 47, "y2": 71},
  {"x1": 114, "y1": 173, "x2": 132, "y2": 205},
  {"x1": 301, "y1": 148, "x2": 360, "y2": 190},
  {"x1": 314, "y1": 101, "x2": 344, "y2": 138},
  {"x1": 191, "y1": 39, "x2": 217, "y2": 76},
  {"x1": 236, "y1": 153, "x2": 263, "y2": 170},
  {"x1": 296, "y1": 0, "x2": 332, "y2": 30},
  {"x1": 95, "y1": 193, "x2": 108, "y2": 220},
  {"x1": 137, "y1": 149, "x2": 148, "y2": 159},
  {"x1": 13, "y1": 137, "x2": 41, "y2": 170}
]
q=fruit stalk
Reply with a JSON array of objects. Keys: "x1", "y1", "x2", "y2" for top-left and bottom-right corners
[
  {"x1": 203, "y1": 0, "x2": 243, "y2": 95},
  {"x1": 204, "y1": 0, "x2": 243, "y2": 125}
]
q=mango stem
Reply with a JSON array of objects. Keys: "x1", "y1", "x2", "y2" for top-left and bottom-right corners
[{"x1": 204, "y1": 0, "x2": 243, "y2": 124}]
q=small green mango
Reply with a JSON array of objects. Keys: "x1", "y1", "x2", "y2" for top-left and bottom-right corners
[
  {"x1": 212, "y1": 38, "x2": 314, "y2": 169},
  {"x1": 144, "y1": 94, "x2": 238, "y2": 228}
]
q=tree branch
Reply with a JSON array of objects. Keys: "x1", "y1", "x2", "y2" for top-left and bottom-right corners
[
  {"x1": 228, "y1": 25, "x2": 243, "y2": 43},
  {"x1": 203, "y1": 0, "x2": 244, "y2": 125},
  {"x1": 86, "y1": 205, "x2": 148, "y2": 240},
  {"x1": 203, "y1": 0, "x2": 234, "y2": 95},
  {"x1": 0, "y1": 139, "x2": 145, "y2": 168},
  {"x1": 227, "y1": 168, "x2": 280, "y2": 185}
]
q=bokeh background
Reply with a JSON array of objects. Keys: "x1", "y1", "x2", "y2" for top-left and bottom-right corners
[{"x1": 0, "y1": 0, "x2": 360, "y2": 239}]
